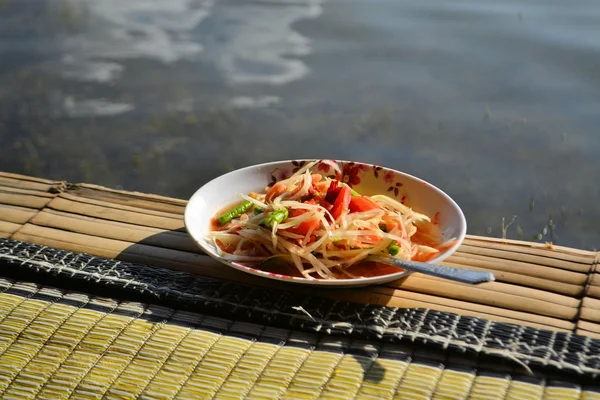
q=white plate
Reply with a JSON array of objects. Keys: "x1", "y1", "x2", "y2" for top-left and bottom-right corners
[{"x1": 184, "y1": 159, "x2": 467, "y2": 287}]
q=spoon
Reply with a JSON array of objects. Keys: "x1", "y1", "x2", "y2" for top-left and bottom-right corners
[{"x1": 366, "y1": 255, "x2": 495, "y2": 284}]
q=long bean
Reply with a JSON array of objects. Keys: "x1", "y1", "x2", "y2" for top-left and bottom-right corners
[
  {"x1": 217, "y1": 200, "x2": 253, "y2": 225},
  {"x1": 263, "y1": 208, "x2": 289, "y2": 227}
]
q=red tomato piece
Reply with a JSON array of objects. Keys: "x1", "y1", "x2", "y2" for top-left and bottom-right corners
[
  {"x1": 330, "y1": 186, "x2": 352, "y2": 220},
  {"x1": 349, "y1": 196, "x2": 379, "y2": 213},
  {"x1": 287, "y1": 218, "x2": 321, "y2": 236},
  {"x1": 286, "y1": 199, "x2": 321, "y2": 235}
]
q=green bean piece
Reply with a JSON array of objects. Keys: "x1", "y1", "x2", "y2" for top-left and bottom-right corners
[
  {"x1": 254, "y1": 207, "x2": 264, "y2": 215},
  {"x1": 262, "y1": 208, "x2": 289, "y2": 227},
  {"x1": 387, "y1": 241, "x2": 400, "y2": 256},
  {"x1": 217, "y1": 200, "x2": 253, "y2": 225}
]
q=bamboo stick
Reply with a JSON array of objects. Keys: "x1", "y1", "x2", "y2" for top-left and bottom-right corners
[
  {"x1": 381, "y1": 275, "x2": 577, "y2": 320},
  {"x1": 577, "y1": 320, "x2": 600, "y2": 334},
  {"x1": 580, "y1": 298, "x2": 600, "y2": 323},
  {"x1": 58, "y1": 193, "x2": 184, "y2": 219},
  {"x1": 588, "y1": 274, "x2": 600, "y2": 299},
  {"x1": 0, "y1": 185, "x2": 56, "y2": 198},
  {"x1": 463, "y1": 235, "x2": 598, "y2": 258},
  {"x1": 575, "y1": 329, "x2": 600, "y2": 339},
  {"x1": 0, "y1": 221, "x2": 20, "y2": 234},
  {"x1": 455, "y1": 245, "x2": 592, "y2": 273},
  {"x1": 46, "y1": 198, "x2": 184, "y2": 230},
  {"x1": 0, "y1": 193, "x2": 51, "y2": 209},
  {"x1": 440, "y1": 261, "x2": 583, "y2": 297},
  {"x1": 0, "y1": 171, "x2": 61, "y2": 184},
  {"x1": 67, "y1": 184, "x2": 186, "y2": 214},
  {"x1": 387, "y1": 273, "x2": 580, "y2": 308},
  {"x1": 447, "y1": 254, "x2": 588, "y2": 283},
  {"x1": 30, "y1": 209, "x2": 200, "y2": 253},
  {"x1": 0, "y1": 176, "x2": 56, "y2": 192},
  {"x1": 0, "y1": 204, "x2": 37, "y2": 225},
  {"x1": 71, "y1": 182, "x2": 187, "y2": 205}
]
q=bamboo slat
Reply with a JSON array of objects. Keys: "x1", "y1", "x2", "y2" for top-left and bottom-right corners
[
  {"x1": 441, "y1": 261, "x2": 583, "y2": 296},
  {"x1": 58, "y1": 192, "x2": 184, "y2": 219},
  {"x1": 0, "y1": 176, "x2": 56, "y2": 192},
  {"x1": 0, "y1": 171, "x2": 65, "y2": 186},
  {"x1": 0, "y1": 185, "x2": 56, "y2": 198},
  {"x1": 391, "y1": 273, "x2": 580, "y2": 308},
  {"x1": 447, "y1": 254, "x2": 587, "y2": 284},
  {"x1": 0, "y1": 221, "x2": 20, "y2": 236},
  {"x1": 452, "y1": 245, "x2": 591, "y2": 273},
  {"x1": 576, "y1": 329, "x2": 600, "y2": 339},
  {"x1": 30, "y1": 209, "x2": 200, "y2": 253},
  {"x1": 588, "y1": 275, "x2": 600, "y2": 299},
  {"x1": 382, "y1": 275, "x2": 577, "y2": 319},
  {"x1": 577, "y1": 320, "x2": 600, "y2": 334},
  {"x1": 580, "y1": 298, "x2": 600, "y2": 323},
  {"x1": 0, "y1": 192, "x2": 53, "y2": 209},
  {"x1": 46, "y1": 197, "x2": 184, "y2": 230},
  {"x1": 67, "y1": 183, "x2": 187, "y2": 214},
  {"x1": 0, "y1": 204, "x2": 37, "y2": 225},
  {"x1": 463, "y1": 235, "x2": 598, "y2": 258}
]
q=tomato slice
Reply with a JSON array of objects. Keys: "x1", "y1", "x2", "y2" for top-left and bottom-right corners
[
  {"x1": 286, "y1": 199, "x2": 321, "y2": 235},
  {"x1": 349, "y1": 196, "x2": 379, "y2": 213},
  {"x1": 287, "y1": 218, "x2": 321, "y2": 236},
  {"x1": 330, "y1": 186, "x2": 352, "y2": 220}
]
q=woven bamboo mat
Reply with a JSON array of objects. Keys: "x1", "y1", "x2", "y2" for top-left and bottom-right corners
[
  {"x1": 0, "y1": 253, "x2": 599, "y2": 399},
  {"x1": 1, "y1": 171, "x2": 600, "y2": 398},
  {"x1": 0, "y1": 172, "x2": 599, "y2": 337}
]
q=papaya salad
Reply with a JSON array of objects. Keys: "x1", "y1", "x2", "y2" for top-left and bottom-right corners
[{"x1": 209, "y1": 160, "x2": 454, "y2": 280}]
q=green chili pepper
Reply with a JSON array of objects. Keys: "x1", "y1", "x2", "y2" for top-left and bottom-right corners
[
  {"x1": 262, "y1": 208, "x2": 289, "y2": 227},
  {"x1": 217, "y1": 200, "x2": 253, "y2": 225},
  {"x1": 387, "y1": 241, "x2": 400, "y2": 256}
]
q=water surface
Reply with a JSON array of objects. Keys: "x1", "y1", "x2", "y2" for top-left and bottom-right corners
[{"x1": 0, "y1": 0, "x2": 599, "y2": 249}]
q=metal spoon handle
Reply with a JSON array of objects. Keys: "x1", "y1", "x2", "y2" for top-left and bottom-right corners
[{"x1": 367, "y1": 255, "x2": 495, "y2": 284}]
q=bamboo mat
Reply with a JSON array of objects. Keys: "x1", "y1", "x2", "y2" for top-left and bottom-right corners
[
  {"x1": 1, "y1": 171, "x2": 599, "y2": 337},
  {"x1": 0, "y1": 277, "x2": 598, "y2": 400}
]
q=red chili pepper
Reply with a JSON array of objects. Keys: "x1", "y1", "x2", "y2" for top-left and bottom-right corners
[{"x1": 325, "y1": 180, "x2": 341, "y2": 203}]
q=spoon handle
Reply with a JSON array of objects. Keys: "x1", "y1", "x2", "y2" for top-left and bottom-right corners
[{"x1": 367, "y1": 256, "x2": 495, "y2": 284}]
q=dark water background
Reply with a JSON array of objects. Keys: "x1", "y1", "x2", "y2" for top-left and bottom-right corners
[{"x1": 0, "y1": 0, "x2": 599, "y2": 249}]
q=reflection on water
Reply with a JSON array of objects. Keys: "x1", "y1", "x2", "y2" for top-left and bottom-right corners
[
  {"x1": 0, "y1": 0, "x2": 599, "y2": 250},
  {"x1": 60, "y1": 0, "x2": 211, "y2": 69},
  {"x1": 209, "y1": 0, "x2": 323, "y2": 85}
]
